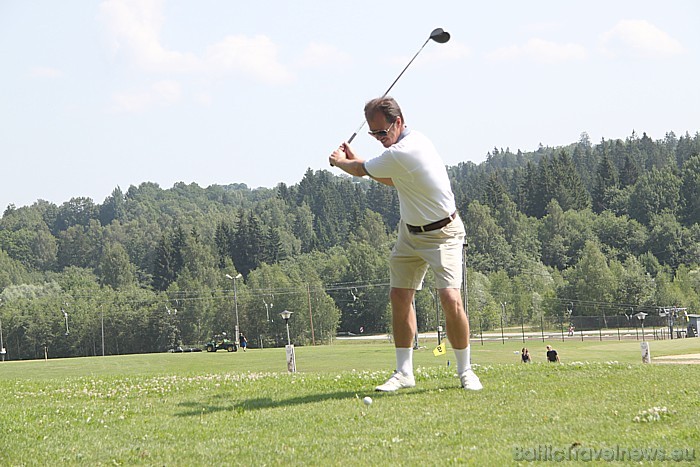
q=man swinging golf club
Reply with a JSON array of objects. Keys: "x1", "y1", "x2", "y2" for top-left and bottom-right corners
[{"x1": 329, "y1": 96, "x2": 482, "y2": 392}]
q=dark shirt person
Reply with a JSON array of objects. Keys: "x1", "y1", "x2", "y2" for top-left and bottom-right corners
[
  {"x1": 521, "y1": 347, "x2": 531, "y2": 363},
  {"x1": 546, "y1": 345, "x2": 560, "y2": 363}
]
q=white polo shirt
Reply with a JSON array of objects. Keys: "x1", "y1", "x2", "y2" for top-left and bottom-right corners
[{"x1": 364, "y1": 129, "x2": 456, "y2": 226}]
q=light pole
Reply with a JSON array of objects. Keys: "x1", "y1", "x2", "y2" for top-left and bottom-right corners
[
  {"x1": 280, "y1": 310, "x2": 295, "y2": 373},
  {"x1": 263, "y1": 295, "x2": 273, "y2": 322},
  {"x1": 62, "y1": 305, "x2": 69, "y2": 336},
  {"x1": 635, "y1": 312, "x2": 648, "y2": 342},
  {"x1": 500, "y1": 302, "x2": 506, "y2": 344},
  {"x1": 564, "y1": 303, "x2": 573, "y2": 339},
  {"x1": 280, "y1": 310, "x2": 293, "y2": 346},
  {"x1": 0, "y1": 298, "x2": 5, "y2": 362},
  {"x1": 636, "y1": 312, "x2": 650, "y2": 363},
  {"x1": 101, "y1": 305, "x2": 105, "y2": 357},
  {"x1": 225, "y1": 273, "x2": 243, "y2": 348}
]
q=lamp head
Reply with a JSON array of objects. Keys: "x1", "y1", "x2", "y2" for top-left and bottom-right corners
[{"x1": 280, "y1": 310, "x2": 293, "y2": 321}]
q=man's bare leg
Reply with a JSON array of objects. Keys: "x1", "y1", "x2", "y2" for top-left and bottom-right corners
[
  {"x1": 375, "y1": 287, "x2": 416, "y2": 391},
  {"x1": 390, "y1": 287, "x2": 417, "y2": 347},
  {"x1": 440, "y1": 287, "x2": 482, "y2": 390}
]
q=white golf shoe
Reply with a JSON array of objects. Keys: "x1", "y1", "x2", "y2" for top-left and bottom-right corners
[
  {"x1": 375, "y1": 371, "x2": 416, "y2": 392},
  {"x1": 459, "y1": 369, "x2": 483, "y2": 391}
]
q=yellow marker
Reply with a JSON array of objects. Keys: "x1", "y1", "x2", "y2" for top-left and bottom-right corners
[{"x1": 433, "y1": 342, "x2": 447, "y2": 356}]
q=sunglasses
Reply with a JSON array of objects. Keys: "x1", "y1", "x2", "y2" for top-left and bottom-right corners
[{"x1": 368, "y1": 120, "x2": 396, "y2": 138}]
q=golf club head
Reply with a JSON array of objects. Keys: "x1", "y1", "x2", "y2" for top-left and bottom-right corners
[{"x1": 430, "y1": 28, "x2": 450, "y2": 44}]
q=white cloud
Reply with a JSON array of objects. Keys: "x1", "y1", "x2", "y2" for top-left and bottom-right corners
[
  {"x1": 193, "y1": 92, "x2": 212, "y2": 107},
  {"x1": 151, "y1": 80, "x2": 181, "y2": 102},
  {"x1": 100, "y1": 0, "x2": 198, "y2": 72},
  {"x1": 297, "y1": 42, "x2": 350, "y2": 68},
  {"x1": 204, "y1": 35, "x2": 293, "y2": 84},
  {"x1": 110, "y1": 80, "x2": 181, "y2": 113},
  {"x1": 99, "y1": 0, "x2": 292, "y2": 82},
  {"x1": 29, "y1": 67, "x2": 64, "y2": 78},
  {"x1": 487, "y1": 38, "x2": 587, "y2": 64},
  {"x1": 599, "y1": 19, "x2": 684, "y2": 58}
]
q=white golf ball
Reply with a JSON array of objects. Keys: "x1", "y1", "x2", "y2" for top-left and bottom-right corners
[{"x1": 363, "y1": 396, "x2": 373, "y2": 406}]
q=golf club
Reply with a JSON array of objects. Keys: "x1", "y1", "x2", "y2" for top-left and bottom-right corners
[
  {"x1": 331, "y1": 27, "x2": 450, "y2": 166},
  {"x1": 347, "y1": 27, "x2": 450, "y2": 144}
]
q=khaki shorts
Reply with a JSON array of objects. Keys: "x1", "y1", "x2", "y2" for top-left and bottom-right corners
[{"x1": 390, "y1": 215, "x2": 466, "y2": 290}]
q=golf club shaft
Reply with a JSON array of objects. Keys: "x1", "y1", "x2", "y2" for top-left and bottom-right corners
[{"x1": 347, "y1": 36, "x2": 432, "y2": 144}]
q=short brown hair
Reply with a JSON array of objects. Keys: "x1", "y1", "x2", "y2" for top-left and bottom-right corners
[{"x1": 364, "y1": 96, "x2": 404, "y2": 124}]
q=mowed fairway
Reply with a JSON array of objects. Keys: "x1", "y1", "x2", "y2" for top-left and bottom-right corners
[{"x1": 1, "y1": 338, "x2": 699, "y2": 465}]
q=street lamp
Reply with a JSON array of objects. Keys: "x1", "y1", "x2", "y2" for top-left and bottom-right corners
[
  {"x1": 61, "y1": 306, "x2": 70, "y2": 336},
  {"x1": 635, "y1": 312, "x2": 650, "y2": 364},
  {"x1": 500, "y1": 302, "x2": 507, "y2": 345},
  {"x1": 279, "y1": 310, "x2": 295, "y2": 373},
  {"x1": 565, "y1": 303, "x2": 573, "y2": 338},
  {"x1": 0, "y1": 298, "x2": 5, "y2": 362},
  {"x1": 635, "y1": 312, "x2": 648, "y2": 341},
  {"x1": 263, "y1": 295, "x2": 273, "y2": 322},
  {"x1": 225, "y1": 273, "x2": 243, "y2": 347},
  {"x1": 280, "y1": 310, "x2": 293, "y2": 345}
]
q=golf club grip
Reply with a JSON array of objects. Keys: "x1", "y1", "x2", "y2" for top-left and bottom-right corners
[{"x1": 330, "y1": 132, "x2": 359, "y2": 166}]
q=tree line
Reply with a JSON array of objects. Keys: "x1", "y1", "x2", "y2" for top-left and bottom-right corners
[{"x1": 0, "y1": 130, "x2": 699, "y2": 359}]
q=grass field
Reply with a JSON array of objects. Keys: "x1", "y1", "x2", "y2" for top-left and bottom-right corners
[{"x1": 1, "y1": 337, "x2": 699, "y2": 465}]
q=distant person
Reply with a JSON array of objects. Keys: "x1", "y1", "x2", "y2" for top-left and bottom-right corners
[
  {"x1": 568, "y1": 324, "x2": 575, "y2": 337},
  {"x1": 546, "y1": 345, "x2": 560, "y2": 363},
  {"x1": 521, "y1": 347, "x2": 531, "y2": 363},
  {"x1": 239, "y1": 333, "x2": 248, "y2": 352}
]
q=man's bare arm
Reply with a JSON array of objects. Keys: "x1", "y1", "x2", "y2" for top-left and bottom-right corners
[{"x1": 329, "y1": 143, "x2": 393, "y2": 185}]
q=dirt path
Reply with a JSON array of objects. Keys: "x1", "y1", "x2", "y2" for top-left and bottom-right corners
[{"x1": 653, "y1": 353, "x2": 700, "y2": 364}]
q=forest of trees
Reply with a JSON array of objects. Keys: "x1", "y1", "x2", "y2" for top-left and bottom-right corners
[{"x1": 1, "y1": 130, "x2": 699, "y2": 360}]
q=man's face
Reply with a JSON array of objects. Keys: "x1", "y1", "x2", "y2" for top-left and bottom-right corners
[{"x1": 367, "y1": 113, "x2": 401, "y2": 148}]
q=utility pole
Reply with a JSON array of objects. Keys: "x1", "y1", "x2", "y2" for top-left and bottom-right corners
[
  {"x1": 101, "y1": 306, "x2": 105, "y2": 357},
  {"x1": 0, "y1": 314, "x2": 5, "y2": 362},
  {"x1": 0, "y1": 298, "x2": 5, "y2": 362},
  {"x1": 307, "y1": 284, "x2": 315, "y2": 345}
]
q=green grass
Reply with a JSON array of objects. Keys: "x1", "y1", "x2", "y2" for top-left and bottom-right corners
[{"x1": 1, "y1": 338, "x2": 699, "y2": 465}]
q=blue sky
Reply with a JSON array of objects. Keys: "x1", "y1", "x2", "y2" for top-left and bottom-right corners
[{"x1": 1, "y1": 0, "x2": 698, "y2": 211}]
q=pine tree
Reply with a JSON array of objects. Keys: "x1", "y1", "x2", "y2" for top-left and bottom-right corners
[
  {"x1": 680, "y1": 155, "x2": 700, "y2": 226},
  {"x1": 551, "y1": 151, "x2": 590, "y2": 212},
  {"x1": 517, "y1": 161, "x2": 539, "y2": 218},
  {"x1": 214, "y1": 221, "x2": 235, "y2": 268},
  {"x1": 152, "y1": 234, "x2": 175, "y2": 291},
  {"x1": 99, "y1": 187, "x2": 126, "y2": 226},
  {"x1": 619, "y1": 154, "x2": 639, "y2": 188},
  {"x1": 592, "y1": 153, "x2": 619, "y2": 213},
  {"x1": 484, "y1": 172, "x2": 508, "y2": 210}
]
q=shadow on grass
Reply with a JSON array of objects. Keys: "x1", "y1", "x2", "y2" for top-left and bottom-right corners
[{"x1": 174, "y1": 388, "x2": 430, "y2": 417}]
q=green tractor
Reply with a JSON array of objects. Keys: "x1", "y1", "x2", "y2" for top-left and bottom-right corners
[{"x1": 205, "y1": 333, "x2": 238, "y2": 352}]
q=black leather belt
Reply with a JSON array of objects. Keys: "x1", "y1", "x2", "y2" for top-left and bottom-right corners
[{"x1": 406, "y1": 212, "x2": 457, "y2": 233}]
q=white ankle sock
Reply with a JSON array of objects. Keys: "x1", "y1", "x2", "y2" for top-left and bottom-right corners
[
  {"x1": 454, "y1": 346, "x2": 471, "y2": 374},
  {"x1": 396, "y1": 348, "x2": 413, "y2": 376}
]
